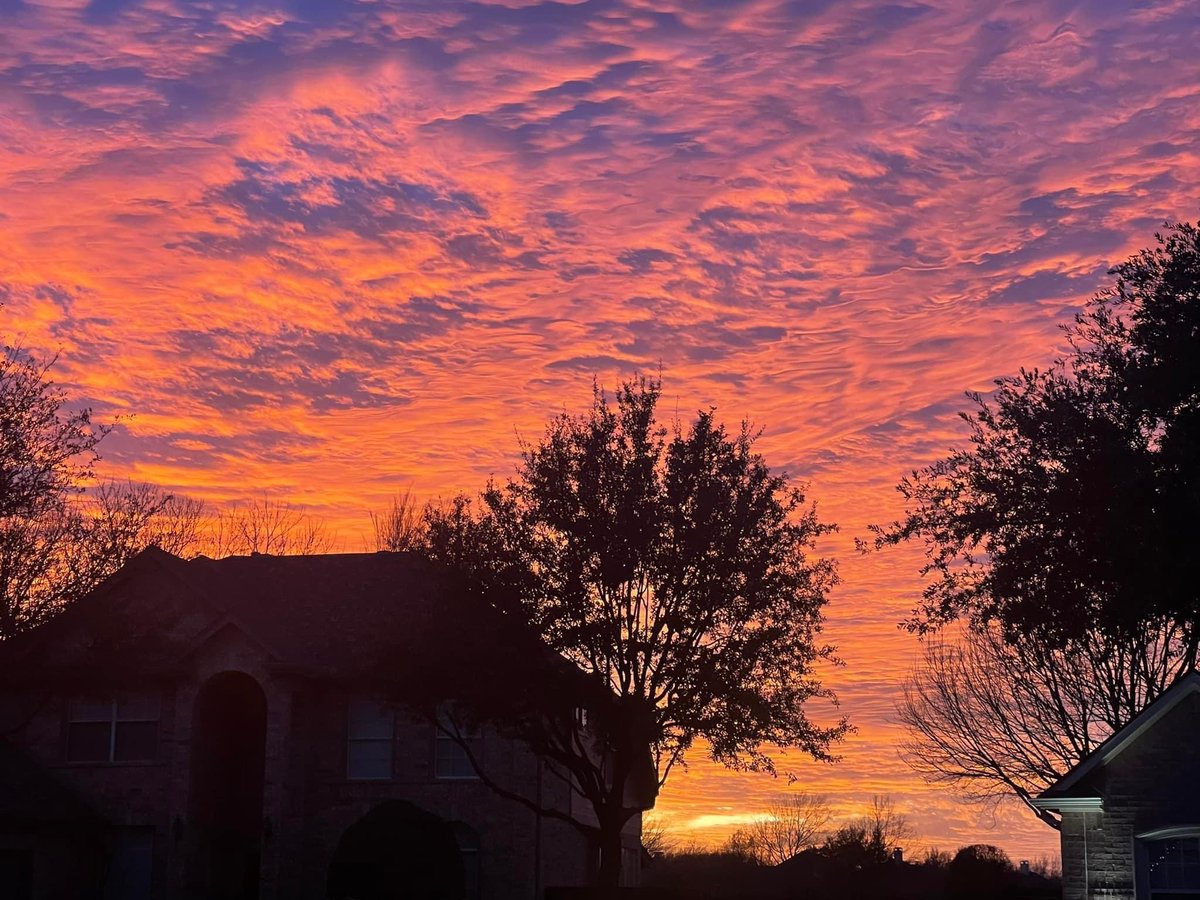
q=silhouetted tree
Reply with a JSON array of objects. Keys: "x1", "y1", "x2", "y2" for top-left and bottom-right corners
[
  {"x1": 209, "y1": 496, "x2": 333, "y2": 556},
  {"x1": 414, "y1": 376, "x2": 847, "y2": 888},
  {"x1": 872, "y1": 223, "x2": 1200, "y2": 646},
  {"x1": 640, "y1": 814, "x2": 675, "y2": 859},
  {"x1": 0, "y1": 345, "x2": 107, "y2": 636},
  {"x1": 899, "y1": 620, "x2": 1187, "y2": 828},
  {"x1": 821, "y1": 796, "x2": 912, "y2": 867},
  {"x1": 944, "y1": 844, "x2": 1012, "y2": 900},
  {"x1": 0, "y1": 347, "x2": 107, "y2": 521},
  {"x1": 740, "y1": 793, "x2": 832, "y2": 865},
  {"x1": 0, "y1": 476, "x2": 210, "y2": 637},
  {"x1": 369, "y1": 487, "x2": 426, "y2": 552},
  {"x1": 870, "y1": 224, "x2": 1200, "y2": 826}
]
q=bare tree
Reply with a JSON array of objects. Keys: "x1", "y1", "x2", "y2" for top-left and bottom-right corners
[
  {"x1": 209, "y1": 497, "x2": 333, "y2": 557},
  {"x1": 899, "y1": 621, "x2": 1189, "y2": 828},
  {"x1": 369, "y1": 488, "x2": 425, "y2": 552},
  {"x1": 822, "y1": 795, "x2": 913, "y2": 864},
  {"x1": 640, "y1": 814, "x2": 675, "y2": 858},
  {"x1": 743, "y1": 793, "x2": 833, "y2": 864},
  {"x1": 722, "y1": 828, "x2": 761, "y2": 863},
  {"x1": 860, "y1": 795, "x2": 912, "y2": 853},
  {"x1": 0, "y1": 347, "x2": 107, "y2": 521},
  {"x1": 0, "y1": 479, "x2": 209, "y2": 638},
  {"x1": 86, "y1": 480, "x2": 207, "y2": 559}
]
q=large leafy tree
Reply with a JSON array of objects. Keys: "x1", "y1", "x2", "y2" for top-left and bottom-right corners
[
  {"x1": 871, "y1": 222, "x2": 1200, "y2": 821},
  {"x1": 873, "y1": 222, "x2": 1200, "y2": 646},
  {"x1": 414, "y1": 377, "x2": 847, "y2": 888}
]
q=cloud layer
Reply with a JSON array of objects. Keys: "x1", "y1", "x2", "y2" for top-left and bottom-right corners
[{"x1": 3, "y1": 0, "x2": 1199, "y2": 858}]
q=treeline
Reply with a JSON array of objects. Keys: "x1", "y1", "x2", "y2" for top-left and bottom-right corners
[
  {"x1": 641, "y1": 796, "x2": 1058, "y2": 899},
  {"x1": 643, "y1": 844, "x2": 1058, "y2": 900}
]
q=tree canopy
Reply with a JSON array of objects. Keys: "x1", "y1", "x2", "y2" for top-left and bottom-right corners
[
  {"x1": 872, "y1": 222, "x2": 1200, "y2": 647},
  {"x1": 411, "y1": 376, "x2": 847, "y2": 887},
  {"x1": 872, "y1": 223, "x2": 1200, "y2": 828}
]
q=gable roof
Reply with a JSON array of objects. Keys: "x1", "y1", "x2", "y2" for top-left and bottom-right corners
[
  {"x1": 0, "y1": 546, "x2": 448, "y2": 682},
  {"x1": 1033, "y1": 671, "x2": 1200, "y2": 811}
]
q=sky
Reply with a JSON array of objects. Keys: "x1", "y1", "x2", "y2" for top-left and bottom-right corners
[{"x1": 2, "y1": 0, "x2": 1199, "y2": 862}]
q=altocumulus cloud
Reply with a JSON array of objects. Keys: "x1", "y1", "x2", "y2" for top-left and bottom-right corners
[{"x1": 0, "y1": 0, "x2": 1198, "y2": 859}]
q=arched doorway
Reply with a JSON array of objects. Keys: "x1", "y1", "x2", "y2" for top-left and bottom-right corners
[
  {"x1": 327, "y1": 801, "x2": 465, "y2": 900},
  {"x1": 186, "y1": 671, "x2": 268, "y2": 900}
]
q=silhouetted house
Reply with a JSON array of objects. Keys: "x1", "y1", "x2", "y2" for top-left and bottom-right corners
[
  {"x1": 0, "y1": 547, "x2": 645, "y2": 899},
  {"x1": 1033, "y1": 672, "x2": 1200, "y2": 900}
]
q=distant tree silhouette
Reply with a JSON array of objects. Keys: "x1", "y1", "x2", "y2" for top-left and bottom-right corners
[
  {"x1": 944, "y1": 844, "x2": 1012, "y2": 900},
  {"x1": 208, "y1": 496, "x2": 333, "y2": 557},
  {"x1": 820, "y1": 796, "x2": 912, "y2": 867},
  {"x1": 872, "y1": 222, "x2": 1200, "y2": 646},
  {"x1": 368, "y1": 487, "x2": 426, "y2": 552},
  {"x1": 639, "y1": 814, "x2": 675, "y2": 859},
  {"x1": 410, "y1": 376, "x2": 847, "y2": 888},
  {"x1": 735, "y1": 793, "x2": 832, "y2": 865}
]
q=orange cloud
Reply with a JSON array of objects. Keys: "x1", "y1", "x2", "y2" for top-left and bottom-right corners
[{"x1": 2, "y1": 0, "x2": 1198, "y2": 860}]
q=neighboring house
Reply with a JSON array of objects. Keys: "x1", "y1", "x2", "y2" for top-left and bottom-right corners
[
  {"x1": 1033, "y1": 672, "x2": 1200, "y2": 900},
  {"x1": 0, "y1": 547, "x2": 644, "y2": 900}
]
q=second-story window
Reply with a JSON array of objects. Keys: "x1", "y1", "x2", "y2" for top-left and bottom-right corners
[
  {"x1": 347, "y1": 698, "x2": 394, "y2": 780},
  {"x1": 67, "y1": 694, "x2": 160, "y2": 763},
  {"x1": 434, "y1": 708, "x2": 481, "y2": 780}
]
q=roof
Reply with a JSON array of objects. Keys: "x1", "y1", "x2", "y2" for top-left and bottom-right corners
[
  {"x1": 1032, "y1": 671, "x2": 1200, "y2": 812},
  {"x1": 0, "y1": 546, "x2": 450, "y2": 682}
]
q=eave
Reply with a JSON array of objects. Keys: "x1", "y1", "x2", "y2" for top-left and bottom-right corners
[{"x1": 1029, "y1": 796, "x2": 1103, "y2": 813}]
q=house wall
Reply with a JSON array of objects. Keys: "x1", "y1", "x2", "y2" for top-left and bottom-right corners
[
  {"x1": 4, "y1": 622, "x2": 639, "y2": 899},
  {"x1": 279, "y1": 682, "x2": 601, "y2": 899},
  {"x1": 1060, "y1": 691, "x2": 1200, "y2": 900}
]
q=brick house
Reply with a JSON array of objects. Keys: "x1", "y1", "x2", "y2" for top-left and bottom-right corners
[
  {"x1": 0, "y1": 547, "x2": 645, "y2": 899},
  {"x1": 1032, "y1": 672, "x2": 1200, "y2": 900}
]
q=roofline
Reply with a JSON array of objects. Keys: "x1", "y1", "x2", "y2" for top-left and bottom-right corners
[
  {"x1": 181, "y1": 614, "x2": 289, "y2": 665},
  {"x1": 1038, "y1": 671, "x2": 1200, "y2": 799}
]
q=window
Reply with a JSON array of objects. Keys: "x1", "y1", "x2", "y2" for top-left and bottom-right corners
[
  {"x1": 347, "y1": 698, "x2": 394, "y2": 780},
  {"x1": 67, "y1": 695, "x2": 159, "y2": 763},
  {"x1": 434, "y1": 709, "x2": 481, "y2": 780},
  {"x1": 1145, "y1": 836, "x2": 1200, "y2": 898}
]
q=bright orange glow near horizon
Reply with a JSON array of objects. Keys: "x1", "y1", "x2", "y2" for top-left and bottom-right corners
[{"x1": 4, "y1": 0, "x2": 1199, "y2": 863}]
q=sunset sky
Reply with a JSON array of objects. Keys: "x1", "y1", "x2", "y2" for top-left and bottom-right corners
[{"x1": 3, "y1": 0, "x2": 1199, "y2": 861}]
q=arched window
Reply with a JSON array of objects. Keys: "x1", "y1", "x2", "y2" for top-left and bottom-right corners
[{"x1": 1139, "y1": 828, "x2": 1200, "y2": 899}]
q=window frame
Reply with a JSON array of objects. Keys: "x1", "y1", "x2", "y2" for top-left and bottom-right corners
[
  {"x1": 433, "y1": 707, "x2": 482, "y2": 781},
  {"x1": 1137, "y1": 827, "x2": 1200, "y2": 899},
  {"x1": 345, "y1": 697, "x2": 395, "y2": 781},
  {"x1": 66, "y1": 694, "x2": 160, "y2": 765}
]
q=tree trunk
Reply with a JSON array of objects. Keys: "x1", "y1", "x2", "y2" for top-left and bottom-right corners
[{"x1": 596, "y1": 817, "x2": 624, "y2": 891}]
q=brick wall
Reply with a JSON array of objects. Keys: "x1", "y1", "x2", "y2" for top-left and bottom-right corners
[
  {"x1": 4, "y1": 622, "x2": 636, "y2": 899},
  {"x1": 1060, "y1": 691, "x2": 1200, "y2": 900}
]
